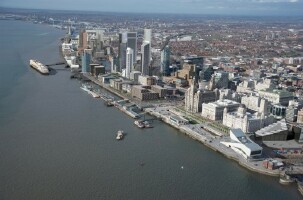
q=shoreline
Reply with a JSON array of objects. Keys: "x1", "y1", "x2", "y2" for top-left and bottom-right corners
[{"x1": 72, "y1": 60, "x2": 301, "y2": 197}]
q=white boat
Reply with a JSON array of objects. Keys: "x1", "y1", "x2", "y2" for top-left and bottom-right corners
[
  {"x1": 116, "y1": 130, "x2": 124, "y2": 140},
  {"x1": 29, "y1": 59, "x2": 49, "y2": 75}
]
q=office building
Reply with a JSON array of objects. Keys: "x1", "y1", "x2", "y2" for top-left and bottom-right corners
[
  {"x1": 127, "y1": 32, "x2": 137, "y2": 63},
  {"x1": 241, "y1": 94, "x2": 269, "y2": 113},
  {"x1": 143, "y1": 29, "x2": 152, "y2": 43},
  {"x1": 118, "y1": 32, "x2": 127, "y2": 72},
  {"x1": 223, "y1": 105, "x2": 274, "y2": 133},
  {"x1": 81, "y1": 50, "x2": 91, "y2": 73},
  {"x1": 161, "y1": 45, "x2": 170, "y2": 76},
  {"x1": 125, "y1": 48, "x2": 134, "y2": 79},
  {"x1": 131, "y1": 85, "x2": 159, "y2": 101},
  {"x1": 141, "y1": 41, "x2": 151, "y2": 76},
  {"x1": 209, "y1": 72, "x2": 229, "y2": 90},
  {"x1": 258, "y1": 89, "x2": 293, "y2": 106},
  {"x1": 201, "y1": 99, "x2": 240, "y2": 121}
]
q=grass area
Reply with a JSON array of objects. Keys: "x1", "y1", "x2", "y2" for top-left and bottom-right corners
[
  {"x1": 208, "y1": 122, "x2": 229, "y2": 134},
  {"x1": 175, "y1": 106, "x2": 230, "y2": 134}
]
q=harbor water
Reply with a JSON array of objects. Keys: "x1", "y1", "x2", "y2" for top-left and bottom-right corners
[{"x1": 0, "y1": 20, "x2": 301, "y2": 200}]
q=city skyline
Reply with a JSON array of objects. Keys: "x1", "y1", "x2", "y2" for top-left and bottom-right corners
[{"x1": 1, "y1": 0, "x2": 303, "y2": 16}]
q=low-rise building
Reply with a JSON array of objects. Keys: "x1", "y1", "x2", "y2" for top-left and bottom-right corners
[
  {"x1": 131, "y1": 85, "x2": 159, "y2": 101},
  {"x1": 169, "y1": 116, "x2": 189, "y2": 126},
  {"x1": 138, "y1": 75, "x2": 156, "y2": 86}
]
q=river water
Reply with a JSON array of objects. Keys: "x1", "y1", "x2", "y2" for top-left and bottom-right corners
[{"x1": 0, "y1": 20, "x2": 301, "y2": 200}]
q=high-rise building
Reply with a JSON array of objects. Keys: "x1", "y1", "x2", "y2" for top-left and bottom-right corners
[
  {"x1": 125, "y1": 48, "x2": 134, "y2": 79},
  {"x1": 78, "y1": 29, "x2": 87, "y2": 54},
  {"x1": 161, "y1": 45, "x2": 170, "y2": 76},
  {"x1": 118, "y1": 32, "x2": 127, "y2": 72},
  {"x1": 127, "y1": 32, "x2": 137, "y2": 63},
  {"x1": 143, "y1": 29, "x2": 152, "y2": 43},
  {"x1": 81, "y1": 50, "x2": 91, "y2": 73},
  {"x1": 141, "y1": 41, "x2": 151, "y2": 76}
]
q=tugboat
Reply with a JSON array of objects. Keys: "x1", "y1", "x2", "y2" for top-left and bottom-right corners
[
  {"x1": 116, "y1": 130, "x2": 124, "y2": 140},
  {"x1": 134, "y1": 120, "x2": 145, "y2": 128}
]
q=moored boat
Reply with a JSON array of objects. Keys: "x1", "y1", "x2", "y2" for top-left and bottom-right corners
[
  {"x1": 134, "y1": 120, "x2": 145, "y2": 128},
  {"x1": 29, "y1": 59, "x2": 49, "y2": 75}
]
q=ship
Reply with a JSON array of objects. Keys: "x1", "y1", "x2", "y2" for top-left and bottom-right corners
[
  {"x1": 116, "y1": 130, "x2": 124, "y2": 140},
  {"x1": 29, "y1": 59, "x2": 49, "y2": 75},
  {"x1": 134, "y1": 120, "x2": 153, "y2": 128}
]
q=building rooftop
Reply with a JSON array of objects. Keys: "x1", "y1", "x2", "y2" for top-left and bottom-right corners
[
  {"x1": 260, "y1": 88, "x2": 293, "y2": 97},
  {"x1": 208, "y1": 99, "x2": 240, "y2": 108},
  {"x1": 230, "y1": 129, "x2": 262, "y2": 152},
  {"x1": 255, "y1": 119, "x2": 288, "y2": 137}
]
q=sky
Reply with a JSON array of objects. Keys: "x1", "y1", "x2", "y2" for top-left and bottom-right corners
[{"x1": 1, "y1": 0, "x2": 303, "y2": 16}]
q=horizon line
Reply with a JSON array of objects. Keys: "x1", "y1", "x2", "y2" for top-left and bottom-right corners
[{"x1": 1, "y1": 6, "x2": 303, "y2": 18}]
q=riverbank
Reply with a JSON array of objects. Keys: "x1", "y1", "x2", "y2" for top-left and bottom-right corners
[{"x1": 77, "y1": 70, "x2": 302, "y2": 196}]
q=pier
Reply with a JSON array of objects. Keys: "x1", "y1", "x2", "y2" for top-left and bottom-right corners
[{"x1": 45, "y1": 62, "x2": 66, "y2": 67}]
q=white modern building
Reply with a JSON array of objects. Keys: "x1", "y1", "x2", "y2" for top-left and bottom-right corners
[{"x1": 221, "y1": 129, "x2": 263, "y2": 159}]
